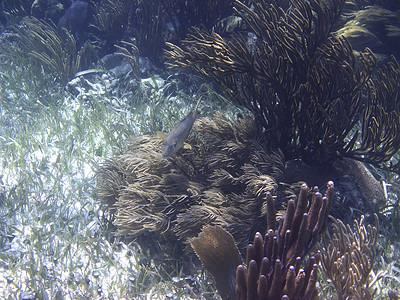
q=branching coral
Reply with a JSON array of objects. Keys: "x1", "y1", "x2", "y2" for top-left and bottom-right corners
[
  {"x1": 165, "y1": 0, "x2": 400, "y2": 173},
  {"x1": 94, "y1": 0, "x2": 130, "y2": 41},
  {"x1": 114, "y1": 40, "x2": 140, "y2": 79},
  {"x1": 190, "y1": 181, "x2": 335, "y2": 299},
  {"x1": 319, "y1": 214, "x2": 379, "y2": 300},
  {"x1": 7, "y1": 16, "x2": 87, "y2": 84},
  {"x1": 336, "y1": 5, "x2": 400, "y2": 57},
  {"x1": 235, "y1": 182, "x2": 334, "y2": 300},
  {"x1": 97, "y1": 114, "x2": 284, "y2": 249}
]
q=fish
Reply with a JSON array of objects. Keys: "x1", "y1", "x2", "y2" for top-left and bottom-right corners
[{"x1": 157, "y1": 96, "x2": 202, "y2": 158}]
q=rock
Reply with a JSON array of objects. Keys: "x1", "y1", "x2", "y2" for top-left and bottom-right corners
[{"x1": 282, "y1": 157, "x2": 385, "y2": 224}]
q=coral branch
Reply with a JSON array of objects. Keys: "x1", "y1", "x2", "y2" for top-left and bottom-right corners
[
  {"x1": 233, "y1": 181, "x2": 334, "y2": 299},
  {"x1": 319, "y1": 214, "x2": 379, "y2": 300}
]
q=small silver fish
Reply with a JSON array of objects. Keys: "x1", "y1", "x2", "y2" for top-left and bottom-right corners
[{"x1": 157, "y1": 97, "x2": 201, "y2": 158}]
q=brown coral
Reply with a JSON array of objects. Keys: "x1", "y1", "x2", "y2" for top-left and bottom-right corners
[
  {"x1": 319, "y1": 214, "x2": 380, "y2": 300},
  {"x1": 97, "y1": 114, "x2": 284, "y2": 250}
]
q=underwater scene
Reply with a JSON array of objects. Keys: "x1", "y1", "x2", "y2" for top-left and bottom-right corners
[{"x1": 1, "y1": 0, "x2": 400, "y2": 299}]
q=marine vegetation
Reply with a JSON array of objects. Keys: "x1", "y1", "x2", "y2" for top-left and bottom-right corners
[
  {"x1": 165, "y1": 0, "x2": 400, "y2": 173},
  {"x1": 319, "y1": 215, "x2": 380, "y2": 300},
  {"x1": 2, "y1": 16, "x2": 89, "y2": 85},
  {"x1": 0, "y1": 62, "x2": 227, "y2": 298},
  {"x1": 190, "y1": 181, "x2": 335, "y2": 299},
  {"x1": 97, "y1": 113, "x2": 285, "y2": 251}
]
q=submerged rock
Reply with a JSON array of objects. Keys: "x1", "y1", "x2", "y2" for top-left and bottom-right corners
[{"x1": 282, "y1": 157, "x2": 385, "y2": 224}]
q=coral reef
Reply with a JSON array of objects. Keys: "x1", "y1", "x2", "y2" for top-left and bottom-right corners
[
  {"x1": 97, "y1": 114, "x2": 284, "y2": 250},
  {"x1": 2, "y1": 0, "x2": 400, "y2": 298},
  {"x1": 235, "y1": 182, "x2": 334, "y2": 300},
  {"x1": 282, "y1": 157, "x2": 385, "y2": 225},
  {"x1": 319, "y1": 214, "x2": 380, "y2": 300},
  {"x1": 165, "y1": 0, "x2": 400, "y2": 173},
  {"x1": 190, "y1": 181, "x2": 334, "y2": 299}
]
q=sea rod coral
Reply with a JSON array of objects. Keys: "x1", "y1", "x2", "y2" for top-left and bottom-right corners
[
  {"x1": 3, "y1": 16, "x2": 89, "y2": 85},
  {"x1": 190, "y1": 181, "x2": 335, "y2": 299}
]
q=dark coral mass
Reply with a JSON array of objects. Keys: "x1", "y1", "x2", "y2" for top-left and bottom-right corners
[{"x1": 165, "y1": 0, "x2": 400, "y2": 174}]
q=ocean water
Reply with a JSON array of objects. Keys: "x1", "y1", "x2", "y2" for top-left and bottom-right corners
[{"x1": 0, "y1": 1, "x2": 399, "y2": 299}]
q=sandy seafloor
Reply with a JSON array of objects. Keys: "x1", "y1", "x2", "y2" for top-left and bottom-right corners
[{"x1": 0, "y1": 56, "x2": 224, "y2": 299}]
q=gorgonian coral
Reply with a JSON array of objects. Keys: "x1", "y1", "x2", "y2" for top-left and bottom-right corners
[
  {"x1": 165, "y1": 0, "x2": 400, "y2": 173},
  {"x1": 97, "y1": 114, "x2": 284, "y2": 251}
]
